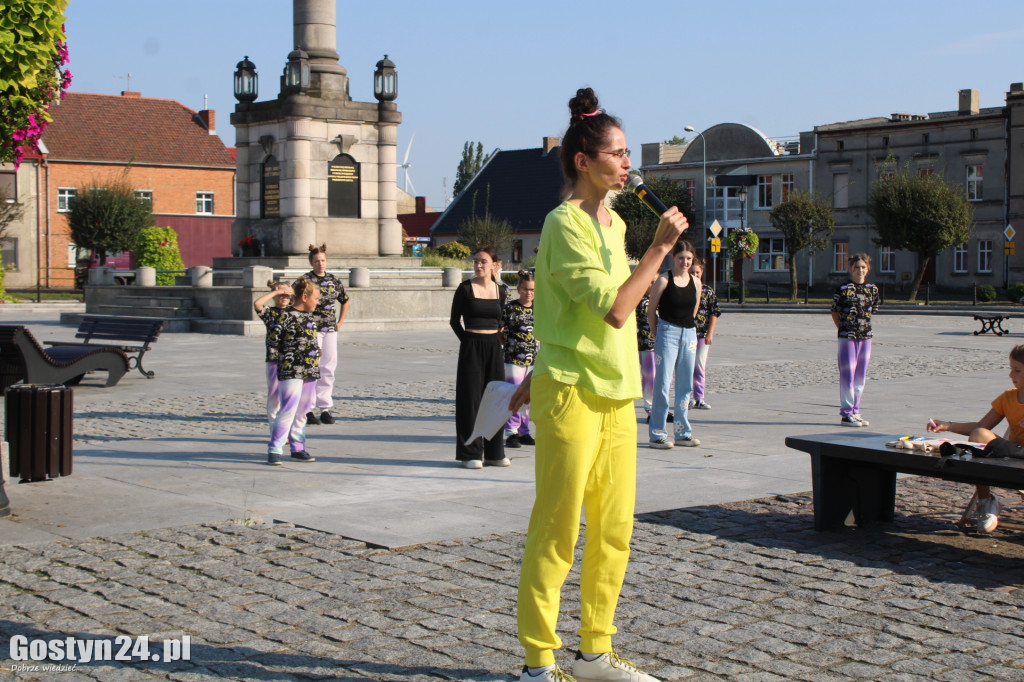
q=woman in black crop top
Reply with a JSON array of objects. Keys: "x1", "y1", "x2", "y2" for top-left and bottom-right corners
[
  {"x1": 450, "y1": 245, "x2": 507, "y2": 468},
  {"x1": 646, "y1": 240, "x2": 702, "y2": 449}
]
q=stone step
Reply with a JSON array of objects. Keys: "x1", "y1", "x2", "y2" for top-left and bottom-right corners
[
  {"x1": 112, "y1": 296, "x2": 199, "y2": 308},
  {"x1": 95, "y1": 304, "x2": 203, "y2": 319},
  {"x1": 60, "y1": 311, "x2": 196, "y2": 333}
]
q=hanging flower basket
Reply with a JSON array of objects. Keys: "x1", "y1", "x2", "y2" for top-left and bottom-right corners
[{"x1": 725, "y1": 228, "x2": 759, "y2": 261}]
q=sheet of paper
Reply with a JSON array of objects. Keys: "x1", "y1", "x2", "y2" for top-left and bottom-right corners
[{"x1": 465, "y1": 380, "x2": 523, "y2": 445}]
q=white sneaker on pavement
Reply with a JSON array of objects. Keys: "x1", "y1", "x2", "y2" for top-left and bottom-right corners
[
  {"x1": 519, "y1": 665, "x2": 577, "y2": 681},
  {"x1": 572, "y1": 651, "x2": 660, "y2": 682},
  {"x1": 977, "y1": 495, "x2": 1002, "y2": 534}
]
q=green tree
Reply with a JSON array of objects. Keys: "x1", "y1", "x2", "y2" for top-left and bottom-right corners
[
  {"x1": 135, "y1": 226, "x2": 185, "y2": 285},
  {"x1": 457, "y1": 214, "x2": 513, "y2": 258},
  {"x1": 453, "y1": 141, "x2": 484, "y2": 196},
  {"x1": 67, "y1": 178, "x2": 153, "y2": 265},
  {"x1": 611, "y1": 174, "x2": 696, "y2": 261},
  {"x1": 768, "y1": 190, "x2": 836, "y2": 300},
  {"x1": 867, "y1": 165, "x2": 974, "y2": 301},
  {"x1": 1, "y1": 0, "x2": 70, "y2": 167},
  {"x1": 663, "y1": 135, "x2": 687, "y2": 145}
]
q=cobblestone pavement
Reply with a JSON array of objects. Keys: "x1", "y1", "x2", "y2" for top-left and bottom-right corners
[{"x1": 1, "y1": 477, "x2": 1022, "y2": 681}]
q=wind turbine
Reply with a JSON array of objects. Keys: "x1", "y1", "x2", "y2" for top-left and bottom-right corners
[{"x1": 400, "y1": 131, "x2": 416, "y2": 195}]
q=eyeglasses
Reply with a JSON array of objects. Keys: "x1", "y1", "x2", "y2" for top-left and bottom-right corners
[{"x1": 596, "y1": 148, "x2": 631, "y2": 159}]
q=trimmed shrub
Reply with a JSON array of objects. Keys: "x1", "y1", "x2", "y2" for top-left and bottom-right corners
[
  {"x1": 136, "y1": 226, "x2": 185, "y2": 285},
  {"x1": 436, "y1": 241, "x2": 470, "y2": 260},
  {"x1": 727, "y1": 283, "x2": 749, "y2": 299},
  {"x1": 1008, "y1": 282, "x2": 1024, "y2": 303},
  {"x1": 977, "y1": 285, "x2": 997, "y2": 303}
]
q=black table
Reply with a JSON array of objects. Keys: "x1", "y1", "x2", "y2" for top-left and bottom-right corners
[{"x1": 785, "y1": 432, "x2": 1024, "y2": 530}]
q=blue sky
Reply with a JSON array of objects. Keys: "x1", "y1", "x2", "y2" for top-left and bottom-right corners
[{"x1": 65, "y1": 0, "x2": 1024, "y2": 210}]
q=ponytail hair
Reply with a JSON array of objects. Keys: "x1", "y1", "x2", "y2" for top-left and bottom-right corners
[
  {"x1": 307, "y1": 243, "x2": 327, "y2": 264},
  {"x1": 517, "y1": 269, "x2": 535, "y2": 283}
]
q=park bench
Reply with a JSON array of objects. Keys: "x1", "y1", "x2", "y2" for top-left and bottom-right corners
[
  {"x1": 785, "y1": 432, "x2": 1024, "y2": 531},
  {"x1": 0, "y1": 325, "x2": 129, "y2": 389},
  {"x1": 973, "y1": 314, "x2": 1012, "y2": 336},
  {"x1": 44, "y1": 315, "x2": 165, "y2": 379}
]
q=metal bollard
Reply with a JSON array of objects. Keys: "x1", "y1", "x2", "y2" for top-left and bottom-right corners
[
  {"x1": 925, "y1": 283, "x2": 931, "y2": 305},
  {"x1": 973, "y1": 282, "x2": 977, "y2": 306}
]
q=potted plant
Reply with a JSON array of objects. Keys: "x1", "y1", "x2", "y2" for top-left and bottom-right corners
[{"x1": 238, "y1": 235, "x2": 262, "y2": 257}]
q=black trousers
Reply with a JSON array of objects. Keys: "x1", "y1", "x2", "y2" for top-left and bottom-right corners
[{"x1": 456, "y1": 333, "x2": 506, "y2": 461}]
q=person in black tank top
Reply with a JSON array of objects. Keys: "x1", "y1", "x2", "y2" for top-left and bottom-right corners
[
  {"x1": 450, "y1": 246, "x2": 507, "y2": 467},
  {"x1": 646, "y1": 240, "x2": 702, "y2": 448}
]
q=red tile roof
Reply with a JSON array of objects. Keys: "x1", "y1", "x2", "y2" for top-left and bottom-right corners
[{"x1": 42, "y1": 92, "x2": 235, "y2": 167}]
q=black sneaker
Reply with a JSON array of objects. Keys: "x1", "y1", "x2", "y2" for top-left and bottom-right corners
[
  {"x1": 318, "y1": 410, "x2": 335, "y2": 424},
  {"x1": 306, "y1": 411, "x2": 320, "y2": 425},
  {"x1": 267, "y1": 452, "x2": 282, "y2": 466},
  {"x1": 506, "y1": 434, "x2": 522, "y2": 448},
  {"x1": 290, "y1": 450, "x2": 316, "y2": 462},
  {"x1": 519, "y1": 434, "x2": 536, "y2": 446}
]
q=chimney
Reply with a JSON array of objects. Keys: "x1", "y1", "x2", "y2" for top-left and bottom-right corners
[
  {"x1": 120, "y1": 91, "x2": 141, "y2": 98},
  {"x1": 198, "y1": 110, "x2": 216, "y2": 135},
  {"x1": 959, "y1": 89, "x2": 979, "y2": 115},
  {"x1": 542, "y1": 136, "x2": 560, "y2": 153},
  {"x1": 415, "y1": 196, "x2": 426, "y2": 214}
]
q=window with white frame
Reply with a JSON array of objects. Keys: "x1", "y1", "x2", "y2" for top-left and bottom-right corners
[
  {"x1": 757, "y1": 175, "x2": 770, "y2": 206},
  {"x1": 755, "y1": 237, "x2": 787, "y2": 271},
  {"x1": 833, "y1": 242, "x2": 849, "y2": 272},
  {"x1": 781, "y1": 173, "x2": 795, "y2": 203},
  {"x1": 707, "y1": 187, "x2": 741, "y2": 223},
  {"x1": 682, "y1": 179, "x2": 696, "y2": 207},
  {"x1": 966, "y1": 165, "x2": 983, "y2": 201},
  {"x1": 919, "y1": 167, "x2": 934, "y2": 177},
  {"x1": 978, "y1": 239, "x2": 993, "y2": 273},
  {"x1": 832, "y1": 173, "x2": 849, "y2": 209},
  {"x1": 880, "y1": 247, "x2": 895, "y2": 273},
  {"x1": 953, "y1": 244, "x2": 969, "y2": 273},
  {"x1": 58, "y1": 187, "x2": 77, "y2": 212},
  {"x1": 135, "y1": 190, "x2": 153, "y2": 206},
  {"x1": 757, "y1": 175, "x2": 773, "y2": 208},
  {"x1": 196, "y1": 192, "x2": 214, "y2": 214}
]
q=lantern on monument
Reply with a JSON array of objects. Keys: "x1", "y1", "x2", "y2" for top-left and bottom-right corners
[
  {"x1": 284, "y1": 47, "x2": 310, "y2": 93},
  {"x1": 374, "y1": 55, "x2": 397, "y2": 102},
  {"x1": 234, "y1": 56, "x2": 258, "y2": 103}
]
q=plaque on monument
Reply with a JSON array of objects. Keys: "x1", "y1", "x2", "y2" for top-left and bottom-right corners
[
  {"x1": 261, "y1": 156, "x2": 281, "y2": 218},
  {"x1": 328, "y1": 154, "x2": 360, "y2": 218}
]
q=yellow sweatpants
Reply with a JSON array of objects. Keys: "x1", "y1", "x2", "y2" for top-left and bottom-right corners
[{"x1": 517, "y1": 373, "x2": 638, "y2": 667}]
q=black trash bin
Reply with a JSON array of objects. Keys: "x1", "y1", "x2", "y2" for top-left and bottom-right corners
[{"x1": 5, "y1": 384, "x2": 73, "y2": 482}]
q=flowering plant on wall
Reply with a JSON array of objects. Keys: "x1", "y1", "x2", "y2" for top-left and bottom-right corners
[
  {"x1": 238, "y1": 235, "x2": 262, "y2": 249},
  {"x1": 725, "y1": 228, "x2": 759, "y2": 261},
  {"x1": 1, "y1": 2, "x2": 71, "y2": 168}
]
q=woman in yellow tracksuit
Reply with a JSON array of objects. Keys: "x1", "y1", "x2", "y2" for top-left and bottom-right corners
[{"x1": 510, "y1": 87, "x2": 689, "y2": 682}]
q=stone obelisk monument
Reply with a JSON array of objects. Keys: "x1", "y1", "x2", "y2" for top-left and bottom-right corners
[{"x1": 230, "y1": 0, "x2": 402, "y2": 257}]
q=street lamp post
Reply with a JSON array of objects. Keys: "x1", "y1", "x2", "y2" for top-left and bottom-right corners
[
  {"x1": 738, "y1": 186, "x2": 749, "y2": 304},
  {"x1": 683, "y1": 125, "x2": 707, "y2": 266}
]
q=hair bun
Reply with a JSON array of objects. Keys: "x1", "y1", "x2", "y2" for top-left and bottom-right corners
[{"x1": 568, "y1": 87, "x2": 600, "y2": 122}]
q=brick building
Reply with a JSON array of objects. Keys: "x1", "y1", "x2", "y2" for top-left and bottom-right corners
[{"x1": 11, "y1": 91, "x2": 237, "y2": 288}]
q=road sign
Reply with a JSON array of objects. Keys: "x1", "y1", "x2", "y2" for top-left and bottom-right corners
[
  {"x1": 1006, "y1": 224, "x2": 1016, "y2": 242},
  {"x1": 711, "y1": 238, "x2": 721, "y2": 253},
  {"x1": 1006, "y1": 241, "x2": 1015, "y2": 256},
  {"x1": 708, "y1": 219, "x2": 723, "y2": 238}
]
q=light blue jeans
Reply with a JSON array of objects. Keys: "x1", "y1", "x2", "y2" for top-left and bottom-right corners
[{"x1": 649, "y1": 320, "x2": 697, "y2": 441}]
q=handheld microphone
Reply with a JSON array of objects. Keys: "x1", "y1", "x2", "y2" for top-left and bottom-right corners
[{"x1": 626, "y1": 175, "x2": 669, "y2": 217}]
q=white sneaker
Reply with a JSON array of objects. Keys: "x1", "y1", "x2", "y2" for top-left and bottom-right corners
[
  {"x1": 648, "y1": 437, "x2": 673, "y2": 450},
  {"x1": 519, "y1": 665, "x2": 577, "y2": 681},
  {"x1": 461, "y1": 459, "x2": 483, "y2": 469},
  {"x1": 675, "y1": 435, "x2": 700, "y2": 447},
  {"x1": 572, "y1": 651, "x2": 659, "y2": 682},
  {"x1": 977, "y1": 495, "x2": 1001, "y2": 534},
  {"x1": 853, "y1": 414, "x2": 870, "y2": 426},
  {"x1": 485, "y1": 457, "x2": 511, "y2": 467}
]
